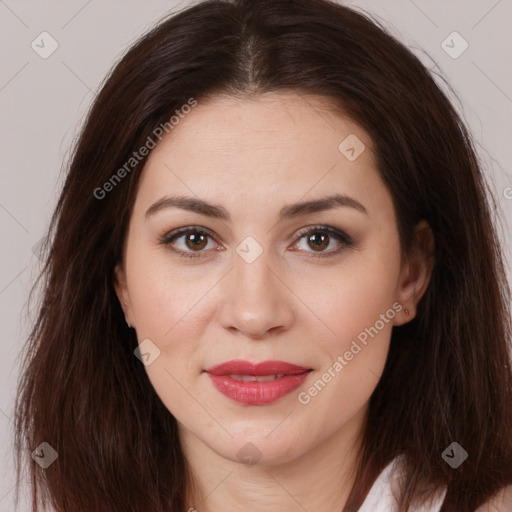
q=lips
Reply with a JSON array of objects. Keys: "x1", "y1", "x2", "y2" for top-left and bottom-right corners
[{"x1": 204, "y1": 360, "x2": 312, "y2": 405}]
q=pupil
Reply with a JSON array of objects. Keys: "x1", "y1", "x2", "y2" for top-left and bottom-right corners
[
  {"x1": 188, "y1": 232, "x2": 206, "y2": 249},
  {"x1": 309, "y1": 232, "x2": 328, "y2": 251}
]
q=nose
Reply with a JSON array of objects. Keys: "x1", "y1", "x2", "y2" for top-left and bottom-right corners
[{"x1": 216, "y1": 251, "x2": 295, "y2": 339}]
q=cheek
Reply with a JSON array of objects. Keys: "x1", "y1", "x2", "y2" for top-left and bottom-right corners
[
  {"x1": 315, "y1": 296, "x2": 394, "y2": 385},
  {"x1": 143, "y1": 356, "x2": 203, "y2": 430},
  {"x1": 126, "y1": 256, "x2": 211, "y2": 420},
  {"x1": 126, "y1": 246, "x2": 215, "y2": 340},
  {"x1": 305, "y1": 252, "x2": 400, "y2": 380},
  {"x1": 309, "y1": 257, "x2": 399, "y2": 328},
  {"x1": 297, "y1": 275, "x2": 396, "y2": 423},
  {"x1": 327, "y1": 278, "x2": 397, "y2": 347}
]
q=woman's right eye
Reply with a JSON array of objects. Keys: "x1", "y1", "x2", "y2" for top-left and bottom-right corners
[{"x1": 160, "y1": 228, "x2": 219, "y2": 259}]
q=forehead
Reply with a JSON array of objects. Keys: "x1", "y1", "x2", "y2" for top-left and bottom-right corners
[
  {"x1": 151, "y1": 91, "x2": 370, "y2": 160},
  {"x1": 135, "y1": 92, "x2": 388, "y2": 219}
]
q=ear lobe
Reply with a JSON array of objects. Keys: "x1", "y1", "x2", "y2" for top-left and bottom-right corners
[
  {"x1": 394, "y1": 221, "x2": 435, "y2": 325},
  {"x1": 113, "y1": 263, "x2": 132, "y2": 323}
]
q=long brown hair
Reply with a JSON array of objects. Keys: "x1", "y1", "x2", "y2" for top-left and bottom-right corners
[{"x1": 14, "y1": 0, "x2": 512, "y2": 510}]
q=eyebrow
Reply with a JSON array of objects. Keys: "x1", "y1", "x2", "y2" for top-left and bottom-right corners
[{"x1": 145, "y1": 193, "x2": 368, "y2": 221}]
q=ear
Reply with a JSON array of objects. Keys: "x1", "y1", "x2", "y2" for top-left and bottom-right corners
[
  {"x1": 393, "y1": 220, "x2": 435, "y2": 326},
  {"x1": 113, "y1": 263, "x2": 135, "y2": 328}
]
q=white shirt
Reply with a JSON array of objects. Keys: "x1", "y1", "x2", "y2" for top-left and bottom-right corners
[{"x1": 358, "y1": 456, "x2": 447, "y2": 512}]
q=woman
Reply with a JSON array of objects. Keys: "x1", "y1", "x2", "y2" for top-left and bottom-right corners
[{"x1": 14, "y1": 0, "x2": 512, "y2": 510}]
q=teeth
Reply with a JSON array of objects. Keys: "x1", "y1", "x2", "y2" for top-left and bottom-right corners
[{"x1": 228, "y1": 374, "x2": 285, "y2": 382}]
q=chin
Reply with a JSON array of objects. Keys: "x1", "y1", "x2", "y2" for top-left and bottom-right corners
[{"x1": 206, "y1": 432, "x2": 303, "y2": 467}]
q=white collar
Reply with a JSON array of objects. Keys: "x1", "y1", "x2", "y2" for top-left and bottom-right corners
[{"x1": 358, "y1": 456, "x2": 447, "y2": 512}]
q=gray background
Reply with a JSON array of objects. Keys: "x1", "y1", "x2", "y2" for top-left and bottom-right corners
[{"x1": 1, "y1": 0, "x2": 511, "y2": 509}]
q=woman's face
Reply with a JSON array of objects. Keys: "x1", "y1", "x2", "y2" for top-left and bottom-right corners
[{"x1": 115, "y1": 92, "x2": 431, "y2": 466}]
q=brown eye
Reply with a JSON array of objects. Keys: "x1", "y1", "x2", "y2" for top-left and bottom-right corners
[
  {"x1": 184, "y1": 231, "x2": 208, "y2": 251},
  {"x1": 161, "y1": 227, "x2": 217, "y2": 259},
  {"x1": 293, "y1": 226, "x2": 353, "y2": 258},
  {"x1": 306, "y1": 232, "x2": 330, "y2": 251}
]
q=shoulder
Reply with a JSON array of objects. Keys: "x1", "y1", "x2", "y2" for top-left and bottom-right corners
[{"x1": 475, "y1": 484, "x2": 512, "y2": 512}]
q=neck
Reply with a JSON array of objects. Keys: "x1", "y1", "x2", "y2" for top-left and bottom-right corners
[{"x1": 180, "y1": 406, "x2": 367, "y2": 512}]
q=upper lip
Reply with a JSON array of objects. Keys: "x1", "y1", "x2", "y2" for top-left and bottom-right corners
[{"x1": 205, "y1": 359, "x2": 311, "y2": 376}]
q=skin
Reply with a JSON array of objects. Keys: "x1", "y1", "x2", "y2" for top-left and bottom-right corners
[{"x1": 114, "y1": 92, "x2": 435, "y2": 512}]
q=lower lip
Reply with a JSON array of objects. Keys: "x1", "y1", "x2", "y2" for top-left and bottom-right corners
[{"x1": 207, "y1": 372, "x2": 311, "y2": 405}]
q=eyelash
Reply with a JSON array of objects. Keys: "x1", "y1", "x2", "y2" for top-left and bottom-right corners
[{"x1": 159, "y1": 225, "x2": 353, "y2": 260}]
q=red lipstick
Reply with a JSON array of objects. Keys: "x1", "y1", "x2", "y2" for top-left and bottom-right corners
[{"x1": 205, "y1": 360, "x2": 312, "y2": 405}]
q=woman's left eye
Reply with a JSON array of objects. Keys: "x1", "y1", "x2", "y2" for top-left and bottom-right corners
[
  {"x1": 160, "y1": 225, "x2": 352, "y2": 260},
  {"x1": 292, "y1": 226, "x2": 353, "y2": 257}
]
